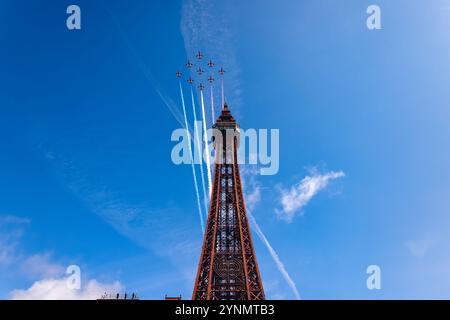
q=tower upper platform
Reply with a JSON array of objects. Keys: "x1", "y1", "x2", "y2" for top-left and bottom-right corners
[{"x1": 213, "y1": 103, "x2": 238, "y2": 129}]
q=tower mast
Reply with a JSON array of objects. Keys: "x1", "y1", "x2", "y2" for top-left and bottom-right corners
[{"x1": 192, "y1": 104, "x2": 265, "y2": 300}]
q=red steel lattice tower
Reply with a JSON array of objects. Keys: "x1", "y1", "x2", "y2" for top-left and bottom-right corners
[{"x1": 192, "y1": 104, "x2": 265, "y2": 300}]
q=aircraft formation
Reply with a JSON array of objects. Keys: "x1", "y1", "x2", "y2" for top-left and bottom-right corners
[{"x1": 176, "y1": 51, "x2": 225, "y2": 92}]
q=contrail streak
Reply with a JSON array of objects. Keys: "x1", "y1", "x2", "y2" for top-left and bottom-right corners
[
  {"x1": 221, "y1": 77, "x2": 224, "y2": 109},
  {"x1": 200, "y1": 90, "x2": 213, "y2": 195},
  {"x1": 248, "y1": 211, "x2": 301, "y2": 300},
  {"x1": 190, "y1": 87, "x2": 209, "y2": 219},
  {"x1": 179, "y1": 82, "x2": 205, "y2": 234},
  {"x1": 210, "y1": 84, "x2": 215, "y2": 123}
]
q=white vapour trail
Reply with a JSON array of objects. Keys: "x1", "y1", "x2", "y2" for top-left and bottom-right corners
[
  {"x1": 180, "y1": 82, "x2": 205, "y2": 233},
  {"x1": 190, "y1": 87, "x2": 209, "y2": 219},
  {"x1": 221, "y1": 77, "x2": 225, "y2": 109},
  {"x1": 200, "y1": 90, "x2": 213, "y2": 195},
  {"x1": 210, "y1": 84, "x2": 215, "y2": 123},
  {"x1": 248, "y1": 211, "x2": 302, "y2": 300}
]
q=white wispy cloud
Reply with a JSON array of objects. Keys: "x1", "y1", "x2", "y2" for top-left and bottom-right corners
[
  {"x1": 10, "y1": 252, "x2": 123, "y2": 300},
  {"x1": 10, "y1": 277, "x2": 122, "y2": 300},
  {"x1": 0, "y1": 214, "x2": 123, "y2": 300},
  {"x1": 19, "y1": 253, "x2": 65, "y2": 279},
  {"x1": 0, "y1": 215, "x2": 30, "y2": 266},
  {"x1": 405, "y1": 236, "x2": 437, "y2": 258},
  {"x1": 242, "y1": 166, "x2": 262, "y2": 212},
  {"x1": 248, "y1": 211, "x2": 301, "y2": 300},
  {"x1": 276, "y1": 169, "x2": 345, "y2": 222},
  {"x1": 0, "y1": 215, "x2": 31, "y2": 225},
  {"x1": 41, "y1": 151, "x2": 202, "y2": 289},
  {"x1": 242, "y1": 166, "x2": 301, "y2": 299},
  {"x1": 0, "y1": 216, "x2": 63, "y2": 279},
  {"x1": 246, "y1": 186, "x2": 261, "y2": 212}
]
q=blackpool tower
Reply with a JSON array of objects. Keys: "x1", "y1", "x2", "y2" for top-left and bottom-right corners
[{"x1": 192, "y1": 103, "x2": 265, "y2": 300}]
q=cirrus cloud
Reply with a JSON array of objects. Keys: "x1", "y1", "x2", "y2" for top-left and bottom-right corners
[
  {"x1": 10, "y1": 277, "x2": 122, "y2": 300},
  {"x1": 276, "y1": 169, "x2": 345, "y2": 222}
]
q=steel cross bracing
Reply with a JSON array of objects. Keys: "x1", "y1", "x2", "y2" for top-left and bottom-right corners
[{"x1": 192, "y1": 105, "x2": 265, "y2": 300}]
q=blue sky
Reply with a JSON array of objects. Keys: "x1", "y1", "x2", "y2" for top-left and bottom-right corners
[{"x1": 1, "y1": 0, "x2": 450, "y2": 299}]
